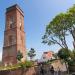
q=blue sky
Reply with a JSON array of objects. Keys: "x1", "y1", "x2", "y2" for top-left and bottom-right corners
[{"x1": 0, "y1": 0, "x2": 75, "y2": 60}]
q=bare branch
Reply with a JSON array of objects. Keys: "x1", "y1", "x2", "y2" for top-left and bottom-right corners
[{"x1": 51, "y1": 37, "x2": 64, "y2": 48}]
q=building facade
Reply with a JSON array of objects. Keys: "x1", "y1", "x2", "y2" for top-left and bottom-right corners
[
  {"x1": 38, "y1": 51, "x2": 54, "y2": 63},
  {"x1": 2, "y1": 4, "x2": 26, "y2": 65},
  {"x1": 41, "y1": 51, "x2": 54, "y2": 61}
]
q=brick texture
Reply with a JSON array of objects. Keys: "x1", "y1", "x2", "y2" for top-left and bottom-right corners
[{"x1": 2, "y1": 4, "x2": 26, "y2": 65}]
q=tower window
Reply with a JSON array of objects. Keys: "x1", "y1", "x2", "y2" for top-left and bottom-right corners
[
  {"x1": 9, "y1": 35, "x2": 13, "y2": 45},
  {"x1": 20, "y1": 15, "x2": 22, "y2": 30},
  {"x1": 9, "y1": 16, "x2": 15, "y2": 28},
  {"x1": 10, "y1": 24, "x2": 13, "y2": 28}
]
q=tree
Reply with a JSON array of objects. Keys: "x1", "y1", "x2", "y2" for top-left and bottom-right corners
[
  {"x1": 42, "y1": 4, "x2": 75, "y2": 49},
  {"x1": 42, "y1": 13, "x2": 68, "y2": 49},
  {"x1": 69, "y1": 49, "x2": 75, "y2": 65},
  {"x1": 28, "y1": 48, "x2": 36, "y2": 61},
  {"x1": 66, "y1": 5, "x2": 75, "y2": 49},
  {"x1": 57, "y1": 48, "x2": 70, "y2": 61},
  {"x1": 17, "y1": 50, "x2": 23, "y2": 62},
  {"x1": 53, "y1": 53, "x2": 58, "y2": 59},
  {"x1": 57, "y1": 48, "x2": 70, "y2": 74}
]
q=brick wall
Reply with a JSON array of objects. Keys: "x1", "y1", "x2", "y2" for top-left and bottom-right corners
[{"x1": 0, "y1": 67, "x2": 37, "y2": 75}]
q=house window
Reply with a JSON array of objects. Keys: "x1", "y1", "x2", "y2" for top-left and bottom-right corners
[{"x1": 43, "y1": 57, "x2": 46, "y2": 59}]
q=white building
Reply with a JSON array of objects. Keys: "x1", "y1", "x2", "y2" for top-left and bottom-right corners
[{"x1": 38, "y1": 51, "x2": 54, "y2": 63}]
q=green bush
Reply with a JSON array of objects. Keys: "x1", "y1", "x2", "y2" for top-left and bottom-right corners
[
  {"x1": 0, "y1": 60, "x2": 33, "y2": 70},
  {"x1": 16, "y1": 60, "x2": 33, "y2": 69},
  {"x1": 25, "y1": 61, "x2": 33, "y2": 67},
  {"x1": 19, "y1": 60, "x2": 33, "y2": 68}
]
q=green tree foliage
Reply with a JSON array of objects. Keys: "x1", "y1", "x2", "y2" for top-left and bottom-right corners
[
  {"x1": 57, "y1": 48, "x2": 71, "y2": 74},
  {"x1": 42, "y1": 13, "x2": 68, "y2": 48},
  {"x1": 28, "y1": 48, "x2": 36, "y2": 60},
  {"x1": 17, "y1": 50, "x2": 23, "y2": 62},
  {"x1": 71, "y1": 50, "x2": 75, "y2": 61},
  {"x1": 57, "y1": 48, "x2": 70, "y2": 61},
  {"x1": 42, "y1": 4, "x2": 75, "y2": 49},
  {"x1": 66, "y1": 5, "x2": 75, "y2": 48},
  {"x1": 68, "y1": 49, "x2": 75, "y2": 65},
  {"x1": 53, "y1": 53, "x2": 58, "y2": 59}
]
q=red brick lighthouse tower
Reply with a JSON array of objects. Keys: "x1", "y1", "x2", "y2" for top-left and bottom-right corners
[{"x1": 2, "y1": 4, "x2": 26, "y2": 65}]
